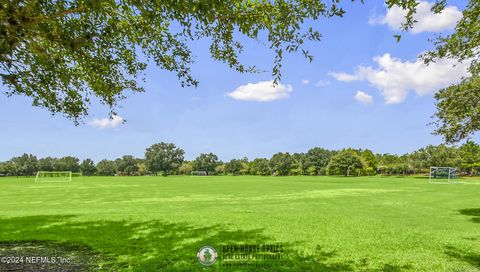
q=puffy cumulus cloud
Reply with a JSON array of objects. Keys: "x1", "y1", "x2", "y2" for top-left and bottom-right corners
[
  {"x1": 227, "y1": 80, "x2": 293, "y2": 102},
  {"x1": 369, "y1": 1, "x2": 462, "y2": 33},
  {"x1": 331, "y1": 53, "x2": 470, "y2": 104},
  {"x1": 301, "y1": 79, "x2": 310, "y2": 85},
  {"x1": 354, "y1": 91, "x2": 373, "y2": 105},
  {"x1": 88, "y1": 115, "x2": 124, "y2": 129}
]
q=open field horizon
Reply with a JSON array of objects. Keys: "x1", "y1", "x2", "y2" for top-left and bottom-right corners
[{"x1": 0, "y1": 175, "x2": 479, "y2": 271}]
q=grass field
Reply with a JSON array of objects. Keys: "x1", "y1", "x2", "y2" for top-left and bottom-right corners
[{"x1": 0, "y1": 176, "x2": 479, "y2": 271}]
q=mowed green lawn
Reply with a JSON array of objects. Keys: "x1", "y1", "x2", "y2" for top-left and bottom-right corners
[{"x1": 0, "y1": 176, "x2": 479, "y2": 271}]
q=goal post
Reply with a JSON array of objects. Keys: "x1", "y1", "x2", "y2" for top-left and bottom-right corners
[
  {"x1": 35, "y1": 171, "x2": 72, "y2": 182},
  {"x1": 429, "y1": 167, "x2": 461, "y2": 184},
  {"x1": 191, "y1": 170, "x2": 207, "y2": 176},
  {"x1": 72, "y1": 172, "x2": 83, "y2": 177}
]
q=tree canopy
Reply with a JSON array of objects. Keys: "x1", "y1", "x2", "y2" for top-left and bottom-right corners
[
  {"x1": 327, "y1": 149, "x2": 364, "y2": 176},
  {"x1": 250, "y1": 158, "x2": 271, "y2": 176},
  {"x1": 192, "y1": 153, "x2": 220, "y2": 175},
  {"x1": 306, "y1": 147, "x2": 335, "y2": 175},
  {"x1": 116, "y1": 155, "x2": 140, "y2": 176},
  {"x1": 224, "y1": 159, "x2": 244, "y2": 175},
  {"x1": 144, "y1": 142, "x2": 184, "y2": 176},
  {"x1": 80, "y1": 158, "x2": 96, "y2": 176},
  {"x1": 433, "y1": 76, "x2": 480, "y2": 143},
  {"x1": 270, "y1": 152, "x2": 293, "y2": 176},
  {"x1": 96, "y1": 159, "x2": 117, "y2": 176}
]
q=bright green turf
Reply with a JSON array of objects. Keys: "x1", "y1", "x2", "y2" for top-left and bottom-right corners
[{"x1": 0, "y1": 176, "x2": 479, "y2": 271}]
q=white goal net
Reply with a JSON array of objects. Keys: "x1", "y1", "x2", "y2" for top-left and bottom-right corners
[
  {"x1": 191, "y1": 171, "x2": 207, "y2": 176},
  {"x1": 35, "y1": 171, "x2": 72, "y2": 182},
  {"x1": 429, "y1": 167, "x2": 461, "y2": 184}
]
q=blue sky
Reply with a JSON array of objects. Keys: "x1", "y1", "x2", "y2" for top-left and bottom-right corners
[{"x1": 0, "y1": 1, "x2": 474, "y2": 162}]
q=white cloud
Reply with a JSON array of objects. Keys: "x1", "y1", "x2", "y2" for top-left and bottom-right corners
[
  {"x1": 328, "y1": 72, "x2": 360, "y2": 82},
  {"x1": 314, "y1": 80, "x2": 330, "y2": 87},
  {"x1": 370, "y1": 1, "x2": 462, "y2": 33},
  {"x1": 354, "y1": 91, "x2": 373, "y2": 105},
  {"x1": 301, "y1": 79, "x2": 310, "y2": 85},
  {"x1": 88, "y1": 115, "x2": 124, "y2": 129},
  {"x1": 331, "y1": 53, "x2": 470, "y2": 104},
  {"x1": 227, "y1": 80, "x2": 293, "y2": 102}
]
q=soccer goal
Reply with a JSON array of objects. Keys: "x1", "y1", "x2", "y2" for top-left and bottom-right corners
[
  {"x1": 191, "y1": 171, "x2": 207, "y2": 176},
  {"x1": 35, "y1": 171, "x2": 72, "y2": 182},
  {"x1": 429, "y1": 167, "x2": 462, "y2": 184},
  {"x1": 72, "y1": 172, "x2": 83, "y2": 177}
]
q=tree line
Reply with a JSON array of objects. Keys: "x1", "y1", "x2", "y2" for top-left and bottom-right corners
[{"x1": 1, "y1": 141, "x2": 480, "y2": 177}]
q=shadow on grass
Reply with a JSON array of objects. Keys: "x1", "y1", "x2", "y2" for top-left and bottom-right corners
[
  {"x1": 0, "y1": 215, "x2": 412, "y2": 271},
  {"x1": 459, "y1": 208, "x2": 480, "y2": 223},
  {"x1": 445, "y1": 246, "x2": 480, "y2": 269},
  {"x1": 447, "y1": 209, "x2": 480, "y2": 269},
  {"x1": 410, "y1": 176, "x2": 429, "y2": 179},
  {"x1": 0, "y1": 239, "x2": 101, "y2": 272}
]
